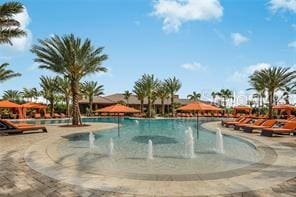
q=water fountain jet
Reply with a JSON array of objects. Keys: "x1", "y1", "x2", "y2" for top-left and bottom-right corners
[
  {"x1": 216, "y1": 128, "x2": 224, "y2": 154},
  {"x1": 89, "y1": 131, "x2": 95, "y2": 150},
  {"x1": 185, "y1": 127, "x2": 195, "y2": 159},
  {"x1": 147, "y1": 139, "x2": 153, "y2": 160}
]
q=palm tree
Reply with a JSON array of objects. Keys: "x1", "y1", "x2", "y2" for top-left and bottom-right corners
[
  {"x1": 164, "y1": 77, "x2": 181, "y2": 116},
  {"x1": 211, "y1": 92, "x2": 217, "y2": 104},
  {"x1": 81, "y1": 81, "x2": 104, "y2": 115},
  {"x1": 40, "y1": 76, "x2": 58, "y2": 117},
  {"x1": 21, "y1": 87, "x2": 39, "y2": 102},
  {"x1": 2, "y1": 89, "x2": 21, "y2": 102},
  {"x1": 187, "y1": 91, "x2": 201, "y2": 101},
  {"x1": 217, "y1": 89, "x2": 233, "y2": 108},
  {"x1": 140, "y1": 74, "x2": 159, "y2": 118},
  {"x1": 0, "y1": 1, "x2": 27, "y2": 45},
  {"x1": 31, "y1": 34, "x2": 108, "y2": 125},
  {"x1": 56, "y1": 76, "x2": 71, "y2": 116},
  {"x1": 279, "y1": 84, "x2": 296, "y2": 104},
  {"x1": 133, "y1": 80, "x2": 146, "y2": 113},
  {"x1": 123, "y1": 90, "x2": 132, "y2": 106},
  {"x1": 156, "y1": 82, "x2": 169, "y2": 116},
  {"x1": 0, "y1": 63, "x2": 21, "y2": 83},
  {"x1": 249, "y1": 67, "x2": 296, "y2": 118}
]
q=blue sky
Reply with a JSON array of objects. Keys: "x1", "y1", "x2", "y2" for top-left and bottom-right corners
[{"x1": 0, "y1": 0, "x2": 295, "y2": 102}]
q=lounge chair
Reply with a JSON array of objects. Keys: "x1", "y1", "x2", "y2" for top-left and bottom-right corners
[
  {"x1": 243, "y1": 119, "x2": 277, "y2": 133},
  {"x1": 60, "y1": 113, "x2": 66, "y2": 118},
  {"x1": 224, "y1": 118, "x2": 252, "y2": 128},
  {"x1": 44, "y1": 113, "x2": 51, "y2": 119},
  {"x1": 34, "y1": 113, "x2": 41, "y2": 119},
  {"x1": 221, "y1": 117, "x2": 243, "y2": 126},
  {"x1": 261, "y1": 121, "x2": 296, "y2": 137},
  {"x1": 53, "y1": 113, "x2": 61, "y2": 118},
  {"x1": 0, "y1": 119, "x2": 47, "y2": 133},
  {"x1": 234, "y1": 119, "x2": 266, "y2": 130},
  {"x1": 222, "y1": 117, "x2": 246, "y2": 126}
]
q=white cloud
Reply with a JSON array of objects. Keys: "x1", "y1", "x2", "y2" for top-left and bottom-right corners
[
  {"x1": 152, "y1": 0, "x2": 223, "y2": 33},
  {"x1": 180, "y1": 62, "x2": 205, "y2": 71},
  {"x1": 0, "y1": 7, "x2": 32, "y2": 54},
  {"x1": 288, "y1": 40, "x2": 296, "y2": 48},
  {"x1": 230, "y1": 63, "x2": 271, "y2": 82},
  {"x1": 269, "y1": 0, "x2": 296, "y2": 13},
  {"x1": 292, "y1": 23, "x2": 296, "y2": 30},
  {"x1": 231, "y1": 33, "x2": 249, "y2": 46}
]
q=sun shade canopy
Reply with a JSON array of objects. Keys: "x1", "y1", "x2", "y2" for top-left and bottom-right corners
[
  {"x1": 233, "y1": 105, "x2": 252, "y2": 111},
  {"x1": 272, "y1": 104, "x2": 296, "y2": 110},
  {"x1": 21, "y1": 102, "x2": 48, "y2": 109},
  {"x1": 177, "y1": 101, "x2": 222, "y2": 111},
  {"x1": 95, "y1": 104, "x2": 140, "y2": 113},
  {"x1": 0, "y1": 100, "x2": 21, "y2": 108}
]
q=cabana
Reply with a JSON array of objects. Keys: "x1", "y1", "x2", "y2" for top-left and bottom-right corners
[
  {"x1": 233, "y1": 105, "x2": 252, "y2": 117},
  {"x1": 272, "y1": 104, "x2": 296, "y2": 117},
  {"x1": 21, "y1": 102, "x2": 48, "y2": 119},
  {"x1": 0, "y1": 100, "x2": 23, "y2": 119}
]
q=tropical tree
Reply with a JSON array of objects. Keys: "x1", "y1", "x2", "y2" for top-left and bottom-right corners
[
  {"x1": 123, "y1": 90, "x2": 132, "y2": 106},
  {"x1": 0, "y1": 63, "x2": 20, "y2": 83},
  {"x1": 279, "y1": 84, "x2": 296, "y2": 104},
  {"x1": 164, "y1": 77, "x2": 181, "y2": 116},
  {"x1": 0, "y1": 1, "x2": 26, "y2": 45},
  {"x1": 40, "y1": 76, "x2": 58, "y2": 117},
  {"x1": 31, "y1": 34, "x2": 108, "y2": 125},
  {"x1": 187, "y1": 91, "x2": 201, "y2": 101},
  {"x1": 156, "y1": 82, "x2": 169, "y2": 116},
  {"x1": 211, "y1": 91, "x2": 217, "y2": 104},
  {"x1": 140, "y1": 74, "x2": 159, "y2": 118},
  {"x1": 81, "y1": 81, "x2": 104, "y2": 115},
  {"x1": 217, "y1": 89, "x2": 233, "y2": 108},
  {"x1": 2, "y1": 89, "x2": 21, "y2": 102},
  {"x1": 249, "y1": 67, "x2": 296, "y2": 118},
  {"x1": 21, "y1": 87, "x2": 39, "y2": 102},
  {"x1": 133, "y1": 80, "x2": 146, "y2": 113},
  {"x1": 56, "y1": 76, "x2": 71, "y2": 116}
]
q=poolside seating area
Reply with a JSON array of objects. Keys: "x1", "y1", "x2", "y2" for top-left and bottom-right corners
[
  {"x1": 0, "y1": 119, "x2": 47, "y2": 134},
  {"x1": 221, "y1": 116, "x2": 296, "y2": 137}
]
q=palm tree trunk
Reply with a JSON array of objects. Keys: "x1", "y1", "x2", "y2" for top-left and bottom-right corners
[
  {"x1": 66, "y1": 97, "x2": 70, "y2": 116},
  {"x1": 140, "y1": 99, "x2": 144, "y2": 113},
  {"x1": 224, "y1": 98, "x2": 227, "y2": 108},
  {"x1": 50, "y1": 98, "x2": 54, "y2": 117},
  {"x1": 71, "y1": 80, "x2": 81, "y2": 125},
  {"x1": 89, "y1": 97, "x2": 93, "y2": 115},
  {"x1": 171, "y1": 94, "x2": 174, "y2": 117},
  {"x1": 268, "y1": 91, "x2": 273, "y2": 119},
  {"x1": 161, "y1": 99, "x2": 165, "y2": 116},
  {"x1": 148, "y1": 97, "x2": 151, "y2": 118}
]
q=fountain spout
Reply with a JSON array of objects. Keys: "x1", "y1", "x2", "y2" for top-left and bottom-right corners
[
  {"x1": 89, "y1": 131, "x2": 95, "y2": 149},
  {"x1": 185, "y1": 127, "x2": 195, "y2": 159},
  {"x1": 147, "y1": 139, "x2": 153, "y2": 160},
  {"x1": 216, "y1": 128, "x2": 224, "y2": 154}
]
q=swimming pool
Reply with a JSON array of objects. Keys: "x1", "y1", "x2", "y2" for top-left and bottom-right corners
[{"x1": 44, "y1": 117, "x2": 263, "y2": 180}]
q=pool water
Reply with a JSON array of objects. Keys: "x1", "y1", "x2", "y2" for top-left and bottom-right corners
[{"x1": 49, "y1": 118, "x2": 263, "y2": 178}]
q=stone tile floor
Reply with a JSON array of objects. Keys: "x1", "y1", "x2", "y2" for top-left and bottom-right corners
[{"x1": 0, "y1": 122, "x2": 295, "y2": 197}]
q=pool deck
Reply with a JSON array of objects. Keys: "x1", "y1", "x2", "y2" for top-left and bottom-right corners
[{"x1": 0, "y1": 121, "x2": 295, "y2": 196}]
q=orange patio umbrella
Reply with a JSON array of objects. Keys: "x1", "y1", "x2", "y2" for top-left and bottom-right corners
[
  {"x1": 95, "y1": 104, "x2": 140, "y2": 136},
  {"x1": 0, "y1": 100, "x2": 23, "y2": 119},
  {"x1": 272, "y1": 104, "x2": 296, "y2": 116},
  {"x1": 177, "y1": 101, "x2": 222, "y2": 135}
]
